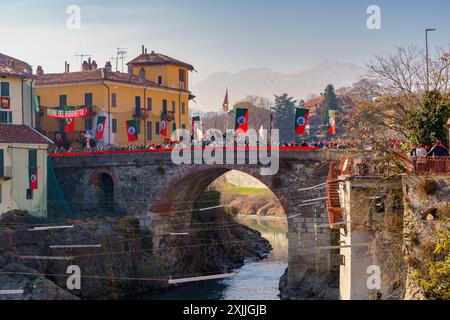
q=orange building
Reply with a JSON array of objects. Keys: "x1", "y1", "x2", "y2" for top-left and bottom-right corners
[{"x1": 35, "y1": 47, "x2": 194, "y2": 147}]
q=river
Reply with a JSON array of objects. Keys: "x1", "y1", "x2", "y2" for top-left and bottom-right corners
[{"x1": 150, "y1": 216, "x2": 288, "y2": 300}]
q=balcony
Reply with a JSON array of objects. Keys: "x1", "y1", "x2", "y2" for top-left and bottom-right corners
[
  {"x1": 0, "y1": 166, "x2": 12, "y2": 180},
  {"x1": 133, "y1": 108, "x2": 148, "y2": 119}
]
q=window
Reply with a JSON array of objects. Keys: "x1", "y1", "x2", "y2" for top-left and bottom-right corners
[
  {"x1": 111, "y1": 118, "x2": 117, "y2": 133},
  {"x1": 147, "y1": 121, "x2": 152, "y2": 141},
  {"x1": 0, "y1": 184, "x2": 2, "y2": 203},
  {"x1": 172, "y1": 123, "x2": 176, "y2": 131},
  {"x1": 172, "y1": 101, "x2": 176, "y2": 113},
  {"x1": 181, "y1": 102, "x2": 186, "y2": 115},
  {"x1": 1, "y1": 82, "x2": 10, "y2": 97},
  {"x1": 0, "y1": 111, "x2": 12, "y2": 123},
  {"x1": 26, "y1": 189, "x2": 33, "y2": 200},
  {"x1": 179, "y1": 69, "x2": 186, "y2": 82},
  {"x1": 59, "y1": 95, "x2": 67, "y2": 107},
  {"x1": 84, "y1": 93, "x2": 93, "y2": 107},
  {"x1": 147, "y1": 97, "x2": 152, "y2": 111},
  {"x1": 181, "y1": 124, "x2": 186, "y2": 130},
  {"x1": 135, "y1": 96, "x2": 141, "y2": 115},
  {"x1": 111, "y1": 93, "x2": 117, "y2": 108},
  {"x1": 157, "y1": 76, "x2": 162, "y2": 85},
  {"x1": 85, "y1": 118, "x2": 93, "y2": 131},
  {"x1": 162, "y1": 100, "x2": 167, "y2": 114},
  {"x1": 155, "y1": 121, "x2": 160, "y2": 135}
]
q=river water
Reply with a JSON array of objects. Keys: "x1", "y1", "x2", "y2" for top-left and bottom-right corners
[{"x1": 151, "y1": 216, "x2": 288, "y2": 300}]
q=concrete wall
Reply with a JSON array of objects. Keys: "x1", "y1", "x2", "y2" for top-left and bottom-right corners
[{"x1": 0, "y1": 143, "x2": 48, "y2": 217}]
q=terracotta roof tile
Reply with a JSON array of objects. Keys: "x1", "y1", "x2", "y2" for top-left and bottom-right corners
[
  {"x1": 127, "y1": 52, "x2": 194, "y2": 70},
  {"x1": 0, "y1": 124, "x2": 54, "y2": 145},
  {"x1": 36, "y1": 69, "x2": 157, "y2": 87},
  {"x1": 0, "y1": 53, "x2": 31, "y2": 70}
]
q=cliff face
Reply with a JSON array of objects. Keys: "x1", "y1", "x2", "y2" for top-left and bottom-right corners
[
  {"x1": 402, "y1": 176, "x2": 450, "y2": 300},
  {"x1": 0, "y1": 208, "x2": 271, "y2": 300}
]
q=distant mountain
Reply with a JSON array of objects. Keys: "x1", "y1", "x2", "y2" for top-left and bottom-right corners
[{"x1": 191, "y1": 60, "x2": 366, "y2": 111}]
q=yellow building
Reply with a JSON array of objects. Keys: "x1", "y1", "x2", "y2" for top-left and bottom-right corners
[
  {"x1": 35, "y1": 47, "x2": 195, "y2": 146},
  {"x1": 0, "y1": 53, "x2": 36, "y2": 127},
  {"x1": 0, "y1": 52, "x2": 53, "y2": 217}
]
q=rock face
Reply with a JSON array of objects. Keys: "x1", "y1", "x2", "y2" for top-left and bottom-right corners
[
  {"x1": 402, "y1": 176, "x2": 450, "y2": 300},
  {"x1": 0, "y1": 209, "x2": 271, "y2": 300},
  {"x1": 279, "y1": 268, "x2": 339, "y2": 300}
]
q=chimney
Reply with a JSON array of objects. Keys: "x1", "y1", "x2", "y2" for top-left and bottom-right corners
[
  {"x1": 127, "y1": 64, "x2": 133, "y2": 76},
  {"x1": 36, "y1": 66, "x2": 44, "y2": 76},
  {"x1": 64, "y1": 61, "x2": 70, "y2": 73},
  {"x1": 66, "y1": 63, "x2": 70, "y2": 73},
  {"x1": 91, "y1": 60, "x2": 98, "y2": 70},
  {"x1": 105, "y1": 61, "x2": 112, "y2": 72},
  {"x1": 82, "y1": 60, "x2": 90, "y2": 71},
  {"x1": 142, "y1": 45, "x2": 145, "y2": 54},
  {"x1": 145, "y1": 48, "x2": 148, "y2": 54}
]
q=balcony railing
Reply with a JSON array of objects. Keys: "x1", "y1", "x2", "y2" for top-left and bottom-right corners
[
  {"x1": 133, "y1": 108, "x2": 148, "y2": 119},
  {"x1": 409, "y1": 157, "x2": 450, "y2": 175},
  {"x1": 0, "y1": 166, "x2": 12, "y2": 180}
]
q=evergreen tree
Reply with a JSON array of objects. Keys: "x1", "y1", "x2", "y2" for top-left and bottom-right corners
[
  {"x1": 273, "y1": 93, "x2": 297, "y2": 143},
  {"x1": 406, "y1": 90, "x2": 450, "y2": 146}
]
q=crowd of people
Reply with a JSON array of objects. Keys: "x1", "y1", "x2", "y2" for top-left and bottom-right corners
[
  {"x1": 51, "y1": 136, "x2": 449, "y2": 157},
  {"x1": 408, "y1": 140, "x2": 449, "y2": 157}
]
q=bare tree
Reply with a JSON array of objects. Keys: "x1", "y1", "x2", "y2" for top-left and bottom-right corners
[{"x1": 345, "y1": 45, "x2": 450, "y2": 143}]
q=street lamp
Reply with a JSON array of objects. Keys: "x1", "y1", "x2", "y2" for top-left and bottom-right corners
[{"x1": 425, "y1": 28, "x2": 436, "y2": 91}]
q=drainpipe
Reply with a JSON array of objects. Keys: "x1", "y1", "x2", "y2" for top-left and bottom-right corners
[
  {"x1": 21, "y1": 78, "x2": 24, "y2": 125},
  {"x1": 30, "y1": 78, "x2": 34, "y2": 129},
  {"x1": 143, "y1": 84, "x2": 148, "y2": 145},
  {"x1": 101, "y1": 72, "x2": 111, "y2": 145}
]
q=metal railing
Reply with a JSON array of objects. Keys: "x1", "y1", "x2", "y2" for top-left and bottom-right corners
[{"x1": 410, "y1": 157, "x2": 450, "y2": 175}]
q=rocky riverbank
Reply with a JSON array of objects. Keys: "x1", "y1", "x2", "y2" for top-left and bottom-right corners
[{"x1": 0, "y1": 208, "x2": 271, "y2": 300}]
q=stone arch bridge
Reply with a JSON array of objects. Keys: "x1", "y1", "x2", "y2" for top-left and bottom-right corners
[{"x1": 50, "y1": 148, "x2": 368, "y2": 290}]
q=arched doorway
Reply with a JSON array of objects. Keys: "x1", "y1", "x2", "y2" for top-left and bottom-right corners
[{"x1": 95, "y1": 172, "x2": 115, "y2": 214}]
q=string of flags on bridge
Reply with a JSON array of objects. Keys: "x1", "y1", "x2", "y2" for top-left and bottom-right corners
[{"x1": 54, "y1": 91, "x2": 337, "y2": 143}]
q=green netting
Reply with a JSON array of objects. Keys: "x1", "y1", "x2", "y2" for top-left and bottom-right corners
[{"x1": 47, "y1": 157, "x2": 73, "y2": 220}]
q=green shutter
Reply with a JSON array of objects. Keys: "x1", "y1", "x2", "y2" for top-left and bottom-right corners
[
  {"x1": 0, "y1": 149, "x2": 4, "y2": 177},
  {"x1": 28, "y1": 149, "x2": 37, "y2": 170}
]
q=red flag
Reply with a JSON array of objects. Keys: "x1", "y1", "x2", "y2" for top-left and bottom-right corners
[
  {"x1": 96, "y1": 116, "x2": 107, "y2": 140},
  {"x1": 126, "y1": 120, "x2": 138, "y2": 142},
  {"x1": 161, "y1": 116, "x2": 168, "y2": 138},
  {"x1": 235, "y1": 108, "x2": 248, "y2": 133},
  {"x1": 64, "y1": 117, "x2": 75, "y2": 133},
  {"x1": 295, "y1": 108, "x2": 310, "y2": 134},
  {"x1": 30, "y1": 168, "x2": 38, "y2": 190}
]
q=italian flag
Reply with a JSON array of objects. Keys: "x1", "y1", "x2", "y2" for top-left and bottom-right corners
[
  {"x1": 64, "y1": 117, "x2": 75, "y2": 133},
  {"x1": 327, "y1": 110, "x2": 336, "y2": 135},
  {"x1": 161, "y1": 114, "x2": 168, "y2": 138},
  {"x1": 96, "y1": 116, "x2": 107, "y2": 140},
  {"x1": 295, "y1": 108, "x2": 309, "y2": 134},
  {"x1": 192, "y1": 116, "x2": 200, "y2": 132},
  {"x1": 235, "y1": 108, "x2": 248, "y2": 133},
  {"x1": 126, "y1": 120, "x2": 138, "y2": 142}
]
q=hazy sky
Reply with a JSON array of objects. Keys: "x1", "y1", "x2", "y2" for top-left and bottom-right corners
[{"x1": 1, "y1": 0, "x2": 449, "y2": 85}]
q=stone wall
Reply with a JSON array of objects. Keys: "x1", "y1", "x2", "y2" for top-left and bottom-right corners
[
  {"x1": 402, "y1": 175, "x2": 450, "y2": 300},
  {"x1": 50, "y1": 150, "x2": 366, "y2": 292}
]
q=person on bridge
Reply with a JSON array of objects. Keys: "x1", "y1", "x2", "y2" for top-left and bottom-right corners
[{"x1": 428, "y1": 140, "x2": 449, "y2": 156}]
